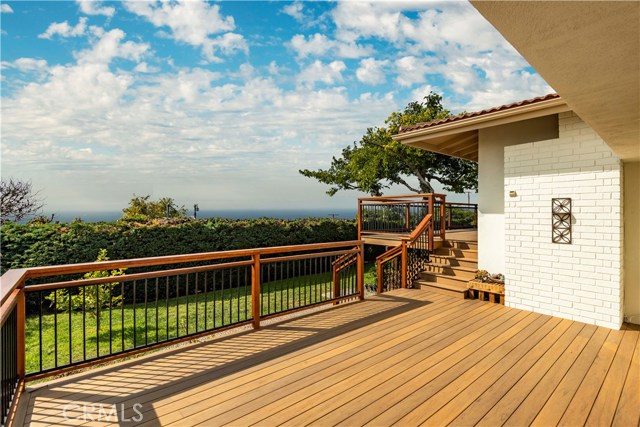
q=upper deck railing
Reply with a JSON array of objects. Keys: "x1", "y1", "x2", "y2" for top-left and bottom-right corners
[
  {"x1": 357, "y1": 194, "x2": 477, "y2": 245},
  {"x1": 0, "y1": 240, "x2": 364, "y2": 426}
]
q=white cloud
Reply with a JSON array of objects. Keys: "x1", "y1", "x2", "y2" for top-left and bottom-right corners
[
  {"x1": 331, "y1": 1, "x2": 552, "y2": 110},
  {"x1": 39, "y1": 17, "x2": 88, "y2": 39},
  {"x1": 2, "y1": 57, "x2": 48, "y2": 73},
  {"x1": 1, "y1": 4, "x2": 13, "y2": 13},
  {"x1": 203, "y1": 32, "x2": 248, "y2": 61},
  {"x1": 124, "y1": 0, "x2": 244, "y2": 62},
  {"x1": 74, "y1": 28, "x2": 149, "y2": 65},
  {"x1": 356, "y1": 58, "x2": 388, "y2": 85},
  {"x1": 282, "y1": 1, "x2": 304, "y2": 22},
  {"x1": 288, "y1": 33, "x2": 371, "y2": 59},
  {"x1": 297, "y1": 60, "x2": 346, "y2": 87},
  {"x1": 395, "y1": 56, "x2": 432, "y2": 87},
  {"x1": 133, "y1": 62, "x2": 159, "y2": 73},
  {"x1": 77, "y1": 0, "x2": 115, "y2": 18}
]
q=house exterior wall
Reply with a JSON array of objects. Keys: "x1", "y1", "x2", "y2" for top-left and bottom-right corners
[
  {"x1": 504, "y1": 111, "x2": 623, "y2": 329},
  {"x1": 623, "y1": 160, "x2": 640, "y2": 324},
  {"x1": 477, "y1": 115, "x2": 558, "y2": 274}
]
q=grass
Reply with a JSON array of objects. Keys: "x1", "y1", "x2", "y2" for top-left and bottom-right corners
[{"x1": 26, "y1": 263, "x2": 377, "y2": 374}]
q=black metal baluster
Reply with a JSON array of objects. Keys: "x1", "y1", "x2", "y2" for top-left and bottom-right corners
[
  {"x1": 155, "y1": 277, "x2": 159, "y2": 343},
  {"x1": 165, "y1": 276, "x2": 169, "y2": 341},
  {"x1": 133, "y1": 280, "x2": 137, "y2": 348},
  {"x1": 236, "y1": 268, "x2": 240, "y2": 323},
  {"x1": 279, "y1": 262, "x2": 284, "y2": 313},
  {"x1": 213, "y1": 270, "x2": 217, "y2": 328},
  {"x1": 204, "y1": 271, "x2": 208, "y2": 329},
  {"x1": 121, "y1": 281, "x2": 124, "y2": 351},
  {"x1": 221, "y1": 270, "x2": 225, "y2": 325},
  {"x1": 266, "y1": 264, "x2": 271, "y2": 315},
  {"x1": 195, "y1": 272, "x2": 199, "y2": 332},
  {"x1": 175, "y1": 275, "x2": 179, "y2": 337},
  {"x1": 244, "y1": 266, "x2": 248, "y2": 320},
  {"x1": 38, "y1": 291, "x2": 43, "y2": 372},
  {"x1": 109, "y1": 283, "x2": 113, "y2": 355},
  {"x1": 68, "y1": 288, "x2": 72, "y2": 364},
  {"x1": 144, "y1": 278, "x2": 148, "y2": 346},
  {"x1": 96, "y1": 284, "x2": 100, "y2": 357},
  {"x1": 54, "y1": 290, "x2": 58, "y2": 368},
  {"x1": 185, "y1": 273, "x2": 189, "y2": 335}
]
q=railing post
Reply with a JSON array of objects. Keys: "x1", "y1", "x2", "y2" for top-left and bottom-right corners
[
  {"x1": 428, "y1": 196, "x2": 435, "y2": 251},
  {"x1": 405, "y1": 203, "x2": 411, "y2": 231},
  {"x1": 357, "y1": 199, "x2": 363, "y2": 239},
  {"x1": 440, "y1": 197, "x2": 446, "y2": 241},
  {"x1": 333, "y1": 264, "x2": 340, "y2": 301},
  {"x1": 377, "y1": 259, "x2": 383, "y2": 294},
  {"x1": 447, "y1": 203, "x2": 452, "y2": 230},
  {"x1": 474, "y1": 205, "x2": 478, "y2": 228},
  {"x1": 17, "y1": 288, "x2": 25, "y2": 380},
  {"x1": 401, "y1": 241, "x2": 408, "y2": 289},
  {"x1": 251, "y1": 254, "x2": 261, "y2": 329},
  {"x1": 357, "y1": 244, "x2": 365, "y2": 300}
]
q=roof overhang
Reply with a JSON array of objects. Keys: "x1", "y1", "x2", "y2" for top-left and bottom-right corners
[
  {"x1": 393, "y1": 96, "x2": 569, "y2": 162},
  {"x1": 471, "y1": 1, "x2": 640, "y2": 161}
]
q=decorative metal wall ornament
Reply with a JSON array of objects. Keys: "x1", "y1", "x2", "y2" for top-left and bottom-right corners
[{"x1": 552, "y1": 198, "x2": 572, "y2": 244}]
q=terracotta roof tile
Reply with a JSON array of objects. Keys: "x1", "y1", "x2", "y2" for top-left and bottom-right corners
[{"x1": 398, "y1": 93, "x2": 561, "y2": 134}]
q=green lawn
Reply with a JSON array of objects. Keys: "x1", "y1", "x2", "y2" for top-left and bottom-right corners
[{"x1": 26, "y1": 263, "x2": 377, "y2": 374}]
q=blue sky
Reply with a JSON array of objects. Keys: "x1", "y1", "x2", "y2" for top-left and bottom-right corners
[{"x1": 0, "y1": 1, "x2": 551, "y2": 214}]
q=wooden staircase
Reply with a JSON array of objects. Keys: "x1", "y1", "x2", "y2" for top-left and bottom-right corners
[{"x1": 413, "y1": 239, "x2": 477, "y2": 298}]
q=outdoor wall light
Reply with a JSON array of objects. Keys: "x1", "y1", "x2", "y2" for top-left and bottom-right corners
[{"x1": 552, "y1": 198, "x2": 572, "y2": 244}]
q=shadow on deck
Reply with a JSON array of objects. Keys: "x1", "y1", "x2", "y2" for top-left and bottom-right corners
[{"x1": 18, "y1": 288, "x2": 640, "y2": 427}]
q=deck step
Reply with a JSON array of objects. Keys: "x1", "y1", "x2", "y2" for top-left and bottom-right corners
[
  {"x1": 441, "y1": 240, "x2": 478, "y2": 250},
  {"x1": 434, "y1": 247, "x2": 478, "y2": 260},
  {"x1": 422, "y1": 264, "x2": 476, "y2": 279},
  {"x1": 429, "y1": 254, "x2": 478, "y2": 269},
  {"x1": 418, "y1": 271, "x2": 470, "y2": 286},
  {"x1": 413, "y1": 280, "x2": 468, "y2": 299}
]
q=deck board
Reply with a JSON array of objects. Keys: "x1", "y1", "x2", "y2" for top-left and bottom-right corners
[{"x1": 18, "y1": 288, "x2": 640, "y2": 426}]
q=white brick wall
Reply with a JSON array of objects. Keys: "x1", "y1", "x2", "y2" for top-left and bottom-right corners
[{"x1": 504, "y1": 112, "x2": 623, "y2": 329}]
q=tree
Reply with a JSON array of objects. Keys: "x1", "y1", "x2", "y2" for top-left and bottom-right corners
[
  {"x1": 300, "y1": 93, "x2": 477, "y2": 195},
  {"x1": 0, "y1": 178, "x2": 44, "y2": 224},
  {"x1": 121, "y1": 194, "x2": 187, "y2": 220}
]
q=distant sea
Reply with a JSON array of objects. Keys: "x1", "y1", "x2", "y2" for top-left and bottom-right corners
[{"x1": 44, "y1": 209, "x2": 357, "y2": 223}]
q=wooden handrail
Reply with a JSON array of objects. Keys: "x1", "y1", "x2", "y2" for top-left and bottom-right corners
[
  {"x1": 358, "y1": 193, "x2": 446, "y2": 201},
  {"x1": 406, "y1": 213, "x2": 433, "y2": 242},
  {"x1": 0, "y1": 241, "x2": 362, "y2": 308},
  {"x1": 376, "y1": 245, "x2": 402, "y2": 263}
]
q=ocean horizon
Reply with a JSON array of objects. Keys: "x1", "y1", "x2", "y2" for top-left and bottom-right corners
[{"x1": 39, "y1": 209, "x2": 357, "y2": 224}]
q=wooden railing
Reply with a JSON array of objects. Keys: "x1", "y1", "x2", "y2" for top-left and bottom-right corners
[
  {"x1": 445, "y1": 202, "x2": 478, "y2": 230},
  {"x1": 376, "y1": 214, "x2": 432, "y2": 293},
  {"x1": 357, "y1": 193, "x2": 449, "y2": 242},
  {"x1": 0, "y1": 241, "x2": 364, "y2": 425}
]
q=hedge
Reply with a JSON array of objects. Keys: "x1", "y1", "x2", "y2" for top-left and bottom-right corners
[{"x1": 0, "y1": 218, "x2": 357, "y2": 273}]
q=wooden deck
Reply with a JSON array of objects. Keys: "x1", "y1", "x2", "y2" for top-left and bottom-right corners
[
  {"x1": 361, "y1": 228, "x2": 477, "y2": 247},
  {"x1": 17, "y1": 288, "x2": 639, "y2": 426}
]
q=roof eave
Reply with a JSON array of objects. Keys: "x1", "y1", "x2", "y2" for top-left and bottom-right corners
[{"x1": 393, "y1": 97, "x2": 570, "y2": 145}]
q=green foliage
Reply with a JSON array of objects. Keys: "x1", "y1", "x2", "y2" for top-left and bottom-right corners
[
  {"x1": 300, "y1": 93, "x2": 478, "y2": 196},
  {"x1": 121, "y1": 195, "x2": 187, "y2": 220},
  {"x1": 27, "y1": 215, "x2": 55, "y2": 225},
  {"x1": 45, "y1": 249, "x2": 125, "y2": 316},
  {"x1": 1, "y1": 218, "x2": 357, "y2": 274}
]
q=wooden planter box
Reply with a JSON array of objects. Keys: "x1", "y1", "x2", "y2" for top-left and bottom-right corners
[{"x1": 467, "y1": 279, "x2": 505, "y2": 305}]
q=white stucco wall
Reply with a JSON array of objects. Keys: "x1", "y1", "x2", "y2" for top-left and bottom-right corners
[
  {"x1": 504, "y1": 111, "x2": 623, "y2": 329},
  {"x1": 478, "y1": 115, "x2": 558, "y2": 274}
]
